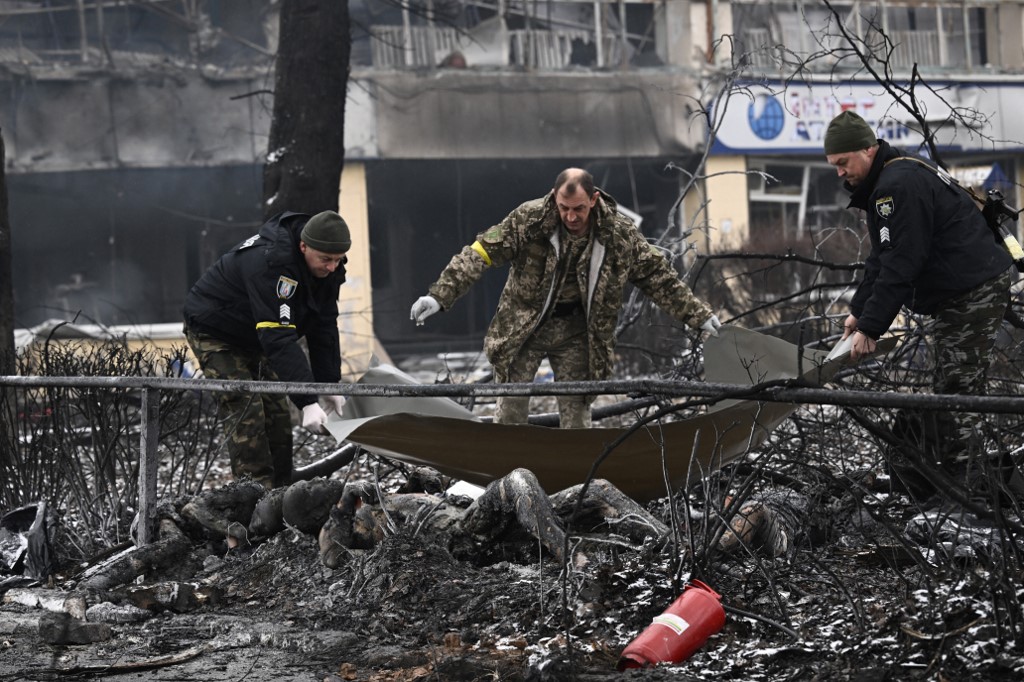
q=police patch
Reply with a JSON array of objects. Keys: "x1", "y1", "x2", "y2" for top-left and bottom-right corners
[
  {"x1": 875, "y1": 196, "x2": 895, "y2": 218},
  {"x1": 277, "y1": 276, "x2": 298, "y2": 299}
]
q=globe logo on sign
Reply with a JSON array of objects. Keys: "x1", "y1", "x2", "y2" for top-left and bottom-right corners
[{"x1": 748, "y1": 95, "x2": 785, "y2": 141}]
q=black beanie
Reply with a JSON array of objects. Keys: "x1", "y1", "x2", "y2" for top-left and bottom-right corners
[
  {"x1": 300, "y1": 211, "x2": 351, "y2": 253},
  {"x1": 823, "y1": 111, "x2": 878, "y2": 155}
]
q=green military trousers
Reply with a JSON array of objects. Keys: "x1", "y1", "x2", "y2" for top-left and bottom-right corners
[
  {"x1": 185, "y1": 327, "x2": 293, "y2": 489},
  {"x1": 493, "y1": 309, "x2": 592, "y2": 429},
  {"x1": 931, "y1": 267, "x2": 1014, "y2": 449}
]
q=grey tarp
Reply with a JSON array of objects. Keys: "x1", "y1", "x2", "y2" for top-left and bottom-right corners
[{"x1": 325, "y1": 326, "x2": 881, "y2": 502}]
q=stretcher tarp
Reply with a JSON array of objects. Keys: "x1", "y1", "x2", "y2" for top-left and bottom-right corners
[{"x1": 326, "y1": 326, "x2": 886, "y2": 502}]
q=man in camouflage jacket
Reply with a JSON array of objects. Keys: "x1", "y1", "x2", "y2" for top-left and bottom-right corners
[{"x1": 410, "y1": 168, "x2": 719, "y2": 428}]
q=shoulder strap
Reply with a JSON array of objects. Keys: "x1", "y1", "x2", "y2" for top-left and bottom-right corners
[
  {"x1": 883, "y1": 156, "x2": 985, "y2": 204},
  {"x1": 887, "y1": 157, "x2": 1024, "y2": 271}
]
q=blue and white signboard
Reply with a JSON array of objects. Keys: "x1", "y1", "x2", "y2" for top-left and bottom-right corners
[{"x1": 710, "y1": 80, "x2": 1024, "y2": 155}]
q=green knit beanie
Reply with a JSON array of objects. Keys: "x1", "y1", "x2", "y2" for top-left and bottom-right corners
[
  {"x1": 823, "y1": 111, "x2": 878, "y2": 155},
  {"x1": 300, "y1": 211, "x2": 351, "y2": 253}
]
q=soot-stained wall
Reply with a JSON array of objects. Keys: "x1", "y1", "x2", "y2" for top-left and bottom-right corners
[{"x1": 9, "y1": 165, "x2": 264, "y2": 328}]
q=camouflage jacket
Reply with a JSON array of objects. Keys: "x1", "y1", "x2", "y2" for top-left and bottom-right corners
[{"x1": 428, "y1": 191, "x2": 713, "y2": 380}]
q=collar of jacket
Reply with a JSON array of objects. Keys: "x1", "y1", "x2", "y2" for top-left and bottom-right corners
[
  {"x1": 592, "y1": 189, "x2": 621, "y2": 242},
  {"x1": 261, "y1": 212, "x2": 309, "y2": 265},
  {"x1": 846, "y1": 138, "x2": 900, "y2": 211}
]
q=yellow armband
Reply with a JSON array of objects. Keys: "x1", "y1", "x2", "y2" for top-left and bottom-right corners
[{"x1": 471, "y1": 241, "x2": 493, "y2": 266}]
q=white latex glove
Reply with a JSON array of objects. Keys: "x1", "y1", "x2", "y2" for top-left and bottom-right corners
[
  {"x1": 701, "y1": 314, "x2": 722, "y2": 337},
  {"x1": 322, "y1": 394, "x2": 347, "y2": 416},
  {"x1": 410, "y1": 295, "x2": 441, "y2": 326},
  {"x1": 301, "y1": 402, "x2": 329, "y2": 435}
]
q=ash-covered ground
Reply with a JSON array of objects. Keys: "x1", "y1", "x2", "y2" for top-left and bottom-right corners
[{"x1": 5, "y1": 439, "x2": 1024, "y2": 681}]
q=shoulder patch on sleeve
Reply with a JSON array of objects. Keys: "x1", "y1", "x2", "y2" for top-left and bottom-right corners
[
  {"x1": 277, "y1": 276, "x2": 298, "y2": 299},
  {"x1": 482, "y1": 225, "x2": 503, "y2": 241},
  {"x1": 875, "y1": 196, "x2": 894, "y2": 218}
]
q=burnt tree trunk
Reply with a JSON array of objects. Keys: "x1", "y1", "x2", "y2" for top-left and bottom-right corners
[
  {"x1": 262, "y1": 0, "x2": 351, "y2": 219},
  {"x1": 0, "y1": 131, "x2": 15, "y2": 478},
  {"x1": 0, "y1": 132, "x2": 11, "y2": 372}
]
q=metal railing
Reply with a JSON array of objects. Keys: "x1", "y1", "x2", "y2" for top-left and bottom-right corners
[
  {"x1": 370, "y1": 25, "x2": 466, "y2": 69},
  {"x1": 369, "y1": 23, "x2": 623, "y2": 70},
  {"x1": 890, "y1": 29, "x2": 941, "y2": 70}
]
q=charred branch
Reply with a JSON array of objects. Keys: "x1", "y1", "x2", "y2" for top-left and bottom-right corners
[{"x1": 79, "y1": 518, "x2": 192, "y2": 591}]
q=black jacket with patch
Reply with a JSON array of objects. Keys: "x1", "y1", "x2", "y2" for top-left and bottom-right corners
[
  {"x1": 183, "y1": 211, "x2": 346, "y2": 407},
  {"x1": 847, "y1": 139, "x2": 1011, "y2": 339}
]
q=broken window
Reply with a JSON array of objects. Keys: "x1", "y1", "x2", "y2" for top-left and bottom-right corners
[{"x1": 747, "y1": 160, "x2": 857, "y2": 239}]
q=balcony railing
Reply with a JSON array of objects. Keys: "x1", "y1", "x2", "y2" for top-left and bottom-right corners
[
  {"x1": 890, "y1": 30, "x2": 941, "y2": 70},
  {"x1": 369, "y1": 23, "x2": 626, "y2": 70},
  {"x1": 733, "y1": 1, "x2": 992, "y2": 75},
  {"x1": 370, "y1": 25, "x2": 466, "y2": 69}
]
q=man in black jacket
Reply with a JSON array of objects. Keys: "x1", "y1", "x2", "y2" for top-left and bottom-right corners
[
  {"x1": 824, "y1": 110, "x2": 1015, "y2": 496},
  {"x1": 183, "y1": 211, "x2": 351, "y2": 489}
]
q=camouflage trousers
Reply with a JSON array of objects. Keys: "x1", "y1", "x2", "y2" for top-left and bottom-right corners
[
  {"x1": 185, "y1": 327, "x2": 293, "y2": 489},
  {"x1": 493, "y1": 309, "x2": 592, "y2": 429},
  {"x1": 929, "y1": 267, "x2": 1013, "y2": 457},
  {"x1": 886, "y1": 407, "x2": 1024, "y2": 505}
]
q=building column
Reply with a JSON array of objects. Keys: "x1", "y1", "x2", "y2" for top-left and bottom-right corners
[
  {"x1": 337, "y1": 162, "x2": 388, "y2": 380},
  {"x1": 691, "y1": 155, "x2": 749, "y2": 253}
]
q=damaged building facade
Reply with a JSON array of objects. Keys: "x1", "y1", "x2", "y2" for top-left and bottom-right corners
[{"x1": 3, "y1": 0, "x2": 1024, "y2": 363}]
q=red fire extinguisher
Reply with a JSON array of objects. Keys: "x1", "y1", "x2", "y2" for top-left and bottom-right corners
[{"x1": 617, "y1": 580, "x2": 726, "y2": 670}]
